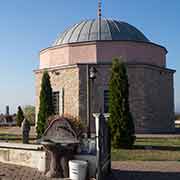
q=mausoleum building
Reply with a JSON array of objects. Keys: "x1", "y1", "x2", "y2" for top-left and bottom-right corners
[{"x1": 35, "y1": 18, "x2": 175, "y2": 133}]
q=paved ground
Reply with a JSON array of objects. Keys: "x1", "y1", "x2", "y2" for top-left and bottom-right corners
[{"x1": 1, "y1": 161, "x2": 180, "y2": 180}]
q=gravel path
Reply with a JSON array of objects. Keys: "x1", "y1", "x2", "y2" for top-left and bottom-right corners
[
  {"x1": 108, "y1": 161, "x2": 180, "y2": 180},
  {"x1": 112, "y1": 161, "x2": 180, "y2": 172}
]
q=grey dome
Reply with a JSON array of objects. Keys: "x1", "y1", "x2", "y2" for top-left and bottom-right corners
[{"x1": 53, "y1": 19, "x2": 150, "y2": 46}]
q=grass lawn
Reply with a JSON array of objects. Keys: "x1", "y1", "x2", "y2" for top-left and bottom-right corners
[
  {"x1": 0, "y1": 132, "x2": 36, "y2": 144},
  {"x1": 112, "y1": 137, "x2": 180, "y2": 161},
  {"x1": 112, "y1": 149, "x2": 180, "y2": 161},
  {"x1": 1, "y1": 126, "x2": 180, "y2": 161},
  {"x1": 0, "y1": 135, "x2": 36, "y2": 143}
]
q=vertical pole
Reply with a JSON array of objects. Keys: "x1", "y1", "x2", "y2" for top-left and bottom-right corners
[
  {"x1": 104, "y1": 114, "x2": 111, "y2": 174},
  {"x1": 97, "y1": 115, "x2": 101, "y2": 180},
  {"x1": 93, "y1": 113, "x2": 101, "y2": 180},
  {"x1": 87, "y1": 64, "x2": 91, "y2": 138}
]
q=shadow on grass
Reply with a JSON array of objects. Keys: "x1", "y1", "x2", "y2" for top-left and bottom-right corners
[
  {"x1": 133, "y1": 145, "x2": 180, "y2": 151},
  {"x1": 105, "y1": 170, "x2": 180, "y2": 180},
  {"x1": 175, "y1": 128, "x2": 180, "y2": 134}
]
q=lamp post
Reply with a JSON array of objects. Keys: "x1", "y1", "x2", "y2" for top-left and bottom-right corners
[{"x1": 87, "y1": 65, "x2": 97, "y2": 138}]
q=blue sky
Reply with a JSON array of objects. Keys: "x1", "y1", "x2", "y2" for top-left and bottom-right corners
[{"x1": 0, "y1": 0, "x2": 179, "y2": 113}]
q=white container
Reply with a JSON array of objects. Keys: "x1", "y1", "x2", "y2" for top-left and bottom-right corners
[{"x1": 69, "y1": 160, "x2": 88, "y2": 180}]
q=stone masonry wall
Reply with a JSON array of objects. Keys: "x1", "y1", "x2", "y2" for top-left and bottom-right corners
[
  {"x1": 128, "y1": 64, "x2": 175, "y2": 133},
  {"x1": 78, "y1": 64, "x2": 175, "y2": 133},
  {"x1": 143, "y1": 66, "x2": 174, "y2": 132},
  {"x1": 35, "y1": 63, "x2": 175, "y2": 133},
  {"x1": 78, "y1": 64, "x2": 111, "y2": 131},
  {"x1": 35, "y1": 65, "x2": 80, "y2": 123}
]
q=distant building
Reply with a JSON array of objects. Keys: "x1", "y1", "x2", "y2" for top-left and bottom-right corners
[{"x1": 0, "y1": 106, "x2": 16, "y2": 126}]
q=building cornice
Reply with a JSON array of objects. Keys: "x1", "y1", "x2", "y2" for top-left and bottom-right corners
[
  {"x1": 39, "y1": 40, "x2": 168, "y2": 55},
  {"x1": 34, "y1": 64, "x2": 79, "y2": 73},
  {"x1": 34, "y1": 62, "x2": 175, "y2": 74}
]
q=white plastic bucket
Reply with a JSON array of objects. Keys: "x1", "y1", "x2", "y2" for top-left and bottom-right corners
[{"x1": 69, "y1": 160, "x2": 88, "y2": 180}]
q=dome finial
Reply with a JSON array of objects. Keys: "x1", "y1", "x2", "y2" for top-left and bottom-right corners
[{"x1": 98, "y1": 0, "x2": 102, "y2": 40}]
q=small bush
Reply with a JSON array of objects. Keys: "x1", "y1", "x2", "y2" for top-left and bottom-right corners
[{"x1": 16, "y1": 106, "x2": 24, "y2": 127}]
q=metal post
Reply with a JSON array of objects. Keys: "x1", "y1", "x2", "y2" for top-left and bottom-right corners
[
  {"x1": 87, "y1": 64, "x2": 91, "y2": 138},
  {"x1": 93, "y1": 113, "x2": 101, "y2": 180},
  {"x1": 104, "y1": 114, "x2": 111, "y2": 174}
]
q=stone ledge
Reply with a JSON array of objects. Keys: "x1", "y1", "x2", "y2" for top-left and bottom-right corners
[
  {"x1": 0, "y1": 142, "x2": 43, "y2": 151},
  {"x1": 0, "y1": 144, "x2": 46, "y2": 172}
]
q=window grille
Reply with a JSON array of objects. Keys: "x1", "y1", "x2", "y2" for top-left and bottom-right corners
[
  {"x1": 52, "y1": 91, "x2": 59, "y2": 115},
  {"x1": 104, "y1": 90, "x2": 109, "y2": 113}
]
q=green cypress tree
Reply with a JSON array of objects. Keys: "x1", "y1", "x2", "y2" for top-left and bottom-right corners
[
  {"x1": 108, "y1": 58, "x2": 135, "y2": 149},
  {"x1": 16, "y1": 106, "x2": 25, "y2": 127},
  {"x1": 36, "y1": 71, "x2": 53, "y2": 138}
]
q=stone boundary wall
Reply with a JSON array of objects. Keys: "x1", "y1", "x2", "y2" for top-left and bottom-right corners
[
  {"x1": 0, "y1": 143, "x2": 46, "y2": 172},
  {"x1": 0, "y1": 143, "x2": 96, "y2": 177}
]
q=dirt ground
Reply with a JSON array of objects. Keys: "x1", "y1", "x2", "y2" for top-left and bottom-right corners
[{"x1": 1, "y1": 161, "x2": 180, "y2": 180}]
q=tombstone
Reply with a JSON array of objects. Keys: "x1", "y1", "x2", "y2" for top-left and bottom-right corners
[
  {"x1": 40, "y1": 117, "x2": 79, "y2": 178},
  {"x1": 93, "y1": 113, "x2": 111, "y2": 180},
  {"x1": 21, "y1": 119, "x2": 31, "y2": 144}
]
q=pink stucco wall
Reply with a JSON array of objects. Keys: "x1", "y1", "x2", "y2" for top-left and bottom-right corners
[
  {"x1": 69, "y1": 43, "x2": 97, "y2": 64},
  {"x1": 40, "y1": 49, "x2": 51, "y2": 68},
  {"x1": 96, "y1": 41, "x2": 166, "y2": 67},
  {"x1": 40, "y1": 46, "x2": 70, "y2": 69},
  {"x1": 39, "y1": 41, "x2": 167, "y2": 69}
]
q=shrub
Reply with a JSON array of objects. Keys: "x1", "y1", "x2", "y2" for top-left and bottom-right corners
[
  {"x1": 23, "y1": 105, "x2": 35, "y2": 125},
  {"x1": 16, "y1": 106, "x2": 24, "y2": 127},
  {"x1": 108, "y1": 57, "x2": 135, "y2": 149},
  {"x1": 36, "y1": 71, "x2": 53, "y2": 138}
]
